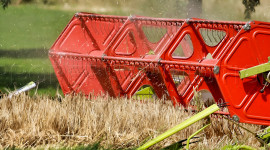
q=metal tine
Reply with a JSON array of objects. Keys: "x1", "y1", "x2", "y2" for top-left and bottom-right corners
[
  {"x1": 107, "y1": 61, "x2": 111, "y2": 77},
  {"x1": 206, "y1": 29, "x2": 213, "y2": 45},
  {"x1": 105, "y1": 18, "x2": 111, "y2": 35},
  {"x1": 203, "y1": 28, "x2": 207, "y2": 43},
  {"x1": 132, "y1": 65, "x2": 138, "y2": 82},
  {"x1": 165, "y1": 22, "x2": 170, "y2": 38},
  {"x1": 151, "y1": 23, "x2": 156, "y2": 42},
  {"x1": 217, "y1": 30, "x2": 224, "y2": 42},
  {"x1": 80, "y1": 57, "x2": 84, "y2": 71},
  {"x1": 90, "y1": 17, "x2": 96, "y2": 35},
  {"x1": 96, "y1": 17, "x2": 101, "y2": 35},
  {"x1": 162, "y1": 22, "x2": 167, "y2": 38},
  {"x1": 212, "y1": 29, "x2": 219, "y2": 44},
  {"x1": 161, "y1": 22, "x2": 169, "y2": 42},
  {"x1": 183, "y1": 72, "x2": 188, "y2": 84},
  {"x1": 91, "y1": 60, "x2": 95, "y2": 79},
  {"x1": 218, "y1": 116, "x2": 226, "y2": 136},
  {"x1": 217, "y1": 29, "x2": 223, "y2": 41},
  {"x1": 64, "y1": 57, "x2": 67, "y2": 77},
  {"x1": 145, "y1": 25, "x2": 150, "y2": 42},
  {"x1": 178, "y1": 72, "x2": 182, "y2": 88},
  {"x1": 92, "y1": 59, "x2": 97, "y2": 79},
  {"x1": 75, "y1": 57, "x2": 78, "y2": 75},
  {"x1": 100, "y1": 18, "x2": 105, "y2": 35},
  {"x1": 215, "y1": 116, "x2": 225, "y2": 135},
  {"x1": 95, "y1": 60, "x2": 99, "y2": 79},
  {"x1": 231, "y1": 123, "x2": 242, "y2": 137},
  {"x1": 180, "y1": 72, "x2": 184, "y2": 84},
  {"x1": 96, "y1": 18, "x2": 102, "y2": 35},
  {"x1": 124, "y1": 66, "x2": 131, "y2": 80},
  {"x1": 157, "y1": 25, "x2": 163, "y2": 44},
  {"x1": 89, "y1": 59, "x2": 92, "y2": 78},
  {"x1": 164, "y1": 25, "x2": 169, "y2": 37},
  {"x1": 152, "y1": 24, "x2": 158, "y2": 44},
  {"x1": 222, "y1": 31, "x2": 226, "y2": 39},
  {"x1": 154, "y1": 26, "x2": 161, "y2": 45},
  {"x1": 72, "y1": 57, "x2": 75, "y2": 79},
  {"x1": 80, "y1": 58, "x2": 83, "y2": 75},
  {"x1": 215, "y1": 30, "x2": 221, "y2": 42},
  {"x1": 89, "y1": 17, "x2": 96, "y2": 36},
  {"x1": 148, "y1": 25, "x2": 153, "y2": 42},
  {"x1": 121, "y1": 65, "x2": 127, "y2": 80},
  {"x1": 172, "y1": 23, "x2": 178, "y2": 39},
  {"x1": 151, "y1": 25, "x2": 157, "y2": 44},
  {"x1": 103, "y1": 19, "x2": 108, "y2": 35},
  {"x1": 200, "y1": 28, "x2": 207, "y2": 44},
  {"x1": 93, "y1": 18, "x2": 99, "y2": 35},
  {"x1": 171, "y1": 25, "x2": 177, "y2": 39},
  {"x1": 150, "y1": 24, "x2": 156, "y2": 43},
  {"x1": 154, "y1": 22, "x2": 159, "y2": 42},
  {"x1": 167, "y1": 22, "x2": 172, "y2": 39},
  {"x1": 173, "y1": 71, "x2": 177, "y2": 86},
  {"x1": 150, "y1": 21, "x2": 157, "y2": 39},
  {"x1": 220, "y1": 30, "x2": 225, "y2": 41},
  {"x1": 171, "y1": 70, "x2": 175, "y2": 83},
  {"x1": 227, "y1": 118, "x2": 234, "y2": 136},
  {"x1": 112, "y1": 18, "x2": 116, "y2": 33},
  {"x1": 66, "y1": 57, "x2": 69, "y2": 78},
  {"x1": 115, "y1": 19, "x2": 120, "y2": 33},
  {"x1": 115, "y1": 20, "x2": 120, "y2": 34},
  {"x1": 114, "y1": 64, "x2": 120, "y2": 80},
  {"x1": 169, "y1": 24, "x2": 174, "y2": 39},
  {"x1": 60, "y1": 56, "x2": 65, "y2": 77},
  {"x1": 86, "y1": 59, "x2": 90, "y2": 77},
  {"x1": 120, "y1": 65, "x2": 125, "y2": 81},
  {"x1": 237, "y1": 124, "x2": 243, "y2": 136},
  {"x1": 158, "y1": 26, "x2": 165, "y2": 43},
  {"x1": 99, "y1": 18, "x2": 105, "y2": 35}
]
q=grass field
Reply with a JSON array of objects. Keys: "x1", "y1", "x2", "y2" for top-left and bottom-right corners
[{"x1": 0, "y1": 5, "x2": 75, "y2": 95}]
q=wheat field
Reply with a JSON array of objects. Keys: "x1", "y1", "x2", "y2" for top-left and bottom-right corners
[{"x1": 0, "y1": 94, "x2": 262, "y2": 149}]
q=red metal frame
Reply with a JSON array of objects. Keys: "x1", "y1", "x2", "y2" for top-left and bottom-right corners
[{"x1": 49, "y1": 12, "x2": 270, "y2": 126}]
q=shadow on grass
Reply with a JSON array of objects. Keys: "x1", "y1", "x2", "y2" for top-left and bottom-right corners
[
  {"x1": 0, "y1": 48, "x2": 60, "y2": 95},
  {"x1": 0, "y1": 68, "x2": 59, "y2": 94},
  {"x1": 0, "y1": 48, "x2": 48, "y2": 59}
]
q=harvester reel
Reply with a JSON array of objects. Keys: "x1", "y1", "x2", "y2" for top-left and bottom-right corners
[{"x1": 49, "y1": 13, "x2": 270, "y2": 126}]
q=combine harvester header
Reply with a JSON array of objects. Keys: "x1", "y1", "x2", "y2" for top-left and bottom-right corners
[{"x1": 49, "y1": 12, "x2": 270, "y2": 126}]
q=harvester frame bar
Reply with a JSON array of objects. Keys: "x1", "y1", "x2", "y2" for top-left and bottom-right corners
[{"x1": 49, "y1": 12, "x2": 270, "y2": 126}]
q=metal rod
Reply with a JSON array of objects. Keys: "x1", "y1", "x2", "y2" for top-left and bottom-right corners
[{"x1": 137, "y1": 104, "x2": 219, "y2": 150}]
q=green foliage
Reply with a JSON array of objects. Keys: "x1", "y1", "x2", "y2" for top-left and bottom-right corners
[
  {"x1": 222, "y1": 144, "x2": 256, "y2": 150},
  {"x1": 242, "y1": 0, "x2": 260, "y2": 19},
  {"x1": 1, "y1": 0, "x2": 10, "y2": 9}
]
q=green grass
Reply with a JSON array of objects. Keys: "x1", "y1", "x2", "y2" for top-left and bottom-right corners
[
  {"x1": 0, "y1": 5, "x2": 74, "y2": 50},
  {"x1": 0, "y1": 5, "x2": 75, "y2": 95},
  {"x1": 0, "y1": 58, "x2": 52, "y2": 73}
]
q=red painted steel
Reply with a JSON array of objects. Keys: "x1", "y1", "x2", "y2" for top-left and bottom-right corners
[{"x1": 49, "y1": 12, "x2": 270, "y2": 125}]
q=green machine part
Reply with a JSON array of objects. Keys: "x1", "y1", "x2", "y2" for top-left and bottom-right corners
[
  {"x1": 133, "y1": 86, "x2": 155, "y2": 99},
  {"x1": 239, "y1": 57, "x2": 270, "y2": 79}
]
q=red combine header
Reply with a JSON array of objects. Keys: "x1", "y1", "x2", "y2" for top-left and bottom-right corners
[{"x1": 49, "y1": 12, "x2": 270, "y2": 126}]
